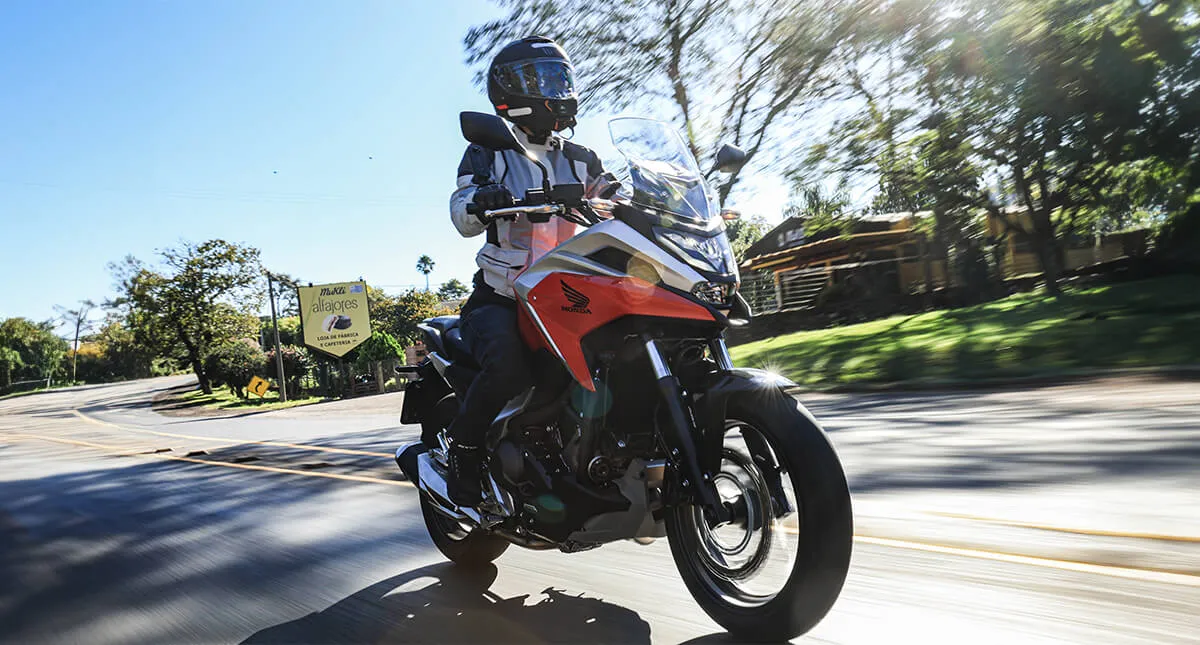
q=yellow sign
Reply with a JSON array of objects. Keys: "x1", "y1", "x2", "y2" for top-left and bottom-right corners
[
  {"x1": 247, "y1": 376, "x2": 270, "y2": 397},
  {"x1": 297, "y1": 280, "x2": 372, "y2": 357}
]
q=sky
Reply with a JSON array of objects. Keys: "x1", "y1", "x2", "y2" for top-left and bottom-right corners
[{"x1": 0, "y1": 0, "x2": 789, "y2": 331}]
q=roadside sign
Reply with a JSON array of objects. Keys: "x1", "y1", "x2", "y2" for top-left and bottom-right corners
[
  {"x1": 297, "y1": 281, "x2": 372, "y2": 358},
  {"x1": 247, "y1": 376, "x2": 270, "y2": 397}
]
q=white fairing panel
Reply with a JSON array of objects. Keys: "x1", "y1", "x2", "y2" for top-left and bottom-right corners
[{"x1": 513, "y1": 219, "x2": 706, "y2": 302}]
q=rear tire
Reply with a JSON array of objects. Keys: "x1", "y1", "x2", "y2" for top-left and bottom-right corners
[
  {"x1": 420, "y1": 494, "x2": 509, "y2": 567},
  {"x1": 666, "y1": 389, "x2": 852, "y2": 642}
]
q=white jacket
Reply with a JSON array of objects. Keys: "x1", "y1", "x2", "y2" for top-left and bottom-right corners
[{"x1": 450, "y1": 127, "x2": 609, "y2": 299}]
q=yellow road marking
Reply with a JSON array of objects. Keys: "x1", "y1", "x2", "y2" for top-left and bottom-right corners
[
  {"x1": 14, "y1": 432, "x2": 414, "y2": 488},
  {"x1": 854, "y1": 535, "x2": 1200, "y2": 587},
  {"x1": 927, "y1": 511, "x2": 1200, "y2": 544},
  {"x1": 20, "y1": 426, "x2": 1200, "y2": 587},
  {"x1": 71, "y1": 409, "x2": 394, "y2": 458}
]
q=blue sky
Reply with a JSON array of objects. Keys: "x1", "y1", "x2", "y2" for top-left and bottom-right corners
[{"x1": 0, "y1": 1, "x2": 787, "y2": 330}]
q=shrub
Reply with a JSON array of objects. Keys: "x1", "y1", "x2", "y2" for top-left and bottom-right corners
[
  {"x1": 205, "y1": 339, "x2": 266, "y2": 398},
  {"x1": 264, "y1": 344, "x2": 314, "y2": 397}
]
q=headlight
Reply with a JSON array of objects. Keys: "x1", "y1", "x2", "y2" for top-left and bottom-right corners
[
  {"x1": 655, "y1": 228, "x2": 736, "y2": 275},
  {"x1": 691, "y1": 281, "x2": 735, "y2": 307}
]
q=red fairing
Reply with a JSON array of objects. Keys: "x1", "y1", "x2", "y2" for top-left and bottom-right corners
[{"x1": 522, "y1": 273, "x2": 716, "y2": 391}]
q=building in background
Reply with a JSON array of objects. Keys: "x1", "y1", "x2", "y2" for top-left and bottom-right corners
[{"x1": 739, "y1": 210, "x2": 1150, "y2": 316}]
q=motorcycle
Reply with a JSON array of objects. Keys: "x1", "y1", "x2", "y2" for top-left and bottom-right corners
[{"x1": 395, "y1": 112, "x2": 852, "y2": 641}]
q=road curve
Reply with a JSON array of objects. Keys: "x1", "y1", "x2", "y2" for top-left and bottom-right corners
[{"x1": 1, "y1": 377, "x2": 1197, "y2": 644}]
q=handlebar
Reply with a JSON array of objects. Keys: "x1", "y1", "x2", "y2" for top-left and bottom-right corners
[
  {"x1": 467, "y1": 197, "x2": 616, "y2": 224},
  {"x1": 481, "y1": 203, "x2": 564, "y2": 219}
]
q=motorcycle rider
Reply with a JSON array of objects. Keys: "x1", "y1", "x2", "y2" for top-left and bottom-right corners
[{"x1": 447, "y1": 36, "x2": 617, "y2": 505}]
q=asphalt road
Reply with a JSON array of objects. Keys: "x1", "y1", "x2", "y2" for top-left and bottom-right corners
[{"x1": 1, "y1": 376, "x2": 1198, "y2": 644}]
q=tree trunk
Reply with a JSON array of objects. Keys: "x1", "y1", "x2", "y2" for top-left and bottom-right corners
[
  {"x1": 192, "y1": 359, "x2": 212, "y2": 394},
  {"x1": 919, "y1": 236, "x2": 935, "y2": 307},
  {"x1": 1029, "y1": 209, "x2": 1062, "y2": 296},
  {"x1": 1030, "y1": 234, "x2": 1062, "y2": 296},
  {"x1": 932, "y1": 208, "x2": 953, "y2": 289},
  {"x1": 375, "y1": 361, "x2": 385, "y2": 394}
]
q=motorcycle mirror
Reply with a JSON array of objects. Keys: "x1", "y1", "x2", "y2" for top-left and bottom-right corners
[
  {"x1": 460, "y1": 111, "x2": 527, "y2": 156},
  {"x1": 713, "y1": 143, "x2": 748, "y2": 174}
]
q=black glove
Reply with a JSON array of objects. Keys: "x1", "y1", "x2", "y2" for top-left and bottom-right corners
[{"x1": 471, "y1": 184, "x2": 515, "y2": 221}]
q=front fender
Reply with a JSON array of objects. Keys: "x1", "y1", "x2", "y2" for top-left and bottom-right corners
[{"x1": 695, "y1": 368, "x2": 807, "y2": 517}]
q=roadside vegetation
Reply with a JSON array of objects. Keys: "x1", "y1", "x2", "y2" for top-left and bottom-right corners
[
  {"x1": 731, "y1": 276, "x2": 1200, "y2": 388},
  {"x1": 166, "y1": 387, "x2": 324, "y2": 413}
]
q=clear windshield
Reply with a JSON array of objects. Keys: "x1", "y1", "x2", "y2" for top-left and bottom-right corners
[{"x1": 608, "y1": 118, "x2": 720, "y2": 230}]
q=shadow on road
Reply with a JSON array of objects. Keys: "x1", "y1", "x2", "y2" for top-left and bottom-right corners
[{"x1": 241, "y1": 563, "x2": 652, "y2": 644}]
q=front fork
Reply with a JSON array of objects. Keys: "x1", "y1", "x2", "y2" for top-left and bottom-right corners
[{"x1": 645, "y1": 336, "x2": 730, "y2": 524}]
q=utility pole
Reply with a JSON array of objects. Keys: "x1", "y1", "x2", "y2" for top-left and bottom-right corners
[{"x1": 266, "y1": 272, "x2": 288, "y2": 402}]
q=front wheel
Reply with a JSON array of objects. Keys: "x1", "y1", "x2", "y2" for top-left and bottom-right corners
[{"x1": 666, "y1": 390, "x2": 852, "y2": 642}]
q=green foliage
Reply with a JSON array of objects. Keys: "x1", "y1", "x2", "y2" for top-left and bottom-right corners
[
  {"x1": 355, "y1": 330, "x2": 405, "y2": 368},
  {"x1": 437, "y1": 278, "x2": 470, "y2": 301},
  {"x1": 416, "y1": 255, "x2": 436, "y2": 291},
  {"x1": 464, "y1": 0, "x2": 876, "y2": 205},
  {"x1": 0, "y1": 346, "x2": 23, "y2": 389},
  {"x1": 73, "y1": 319, "x2": 159, "y2": 383},
  {"x1": 725, "y1": 215, "x2": 770, "y2": 261},
  {"x1": 784, "y1": 182, "x2": 857, "y2": 240},
  {"x1": 1156, "y1": 203, "x2": 1200, "y2": 263},
  {"x1": 0, "y1": 317, "x2": 68, "y2": 389},
  {"x1": 264, "y1": 344, "x2": 313, "y2": 396},
  {"x1": 205, "y1": 339, "x2": 267, "y2": 398},
  {"x1": 369, "y1": 287, "x2": 454, "y2": 347},
  {"x1": 260, "y1": 316, "x2": 302, "y2": 347},
  {"x1": 111, "y1": 239, "x2": 263, "y2": 394},
  {"x1": 805, "y1": 0, "x2": 1200, "y2": 294}
]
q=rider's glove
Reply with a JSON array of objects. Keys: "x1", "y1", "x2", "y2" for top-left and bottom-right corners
[
  {"x1": 471, "y1": 184, "x2": 515, "y2": 222},
  {"x1": 588, "y1": 172, "x2": 623, "y2": 200}
]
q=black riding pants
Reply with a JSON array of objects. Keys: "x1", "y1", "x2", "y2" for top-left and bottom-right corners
[{"x1": 446, "y1": 301, "x2": 533, "y2": 447}]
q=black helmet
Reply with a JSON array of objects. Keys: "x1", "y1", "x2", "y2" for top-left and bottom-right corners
[{"x1": 487, "y1": 36, "x2": 578, "y2": 137}]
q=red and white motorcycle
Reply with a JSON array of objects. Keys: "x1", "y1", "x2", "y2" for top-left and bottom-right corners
[{"x1": 396, "y1": 112, "x2": 851, "y2": 641}]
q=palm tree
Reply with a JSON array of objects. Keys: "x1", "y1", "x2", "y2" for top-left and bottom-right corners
[{"x1": 416, "y1": 255, "x2": 435, "y2": 292}]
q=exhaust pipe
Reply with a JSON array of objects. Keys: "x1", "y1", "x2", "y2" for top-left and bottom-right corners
[{"x1": 395, "y1": 442, "x2": 425, "y2": 483}]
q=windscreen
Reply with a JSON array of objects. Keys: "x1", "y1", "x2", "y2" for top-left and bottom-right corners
[{"x1": 608, "y1": 117, "x2": 719, "y2": 230}]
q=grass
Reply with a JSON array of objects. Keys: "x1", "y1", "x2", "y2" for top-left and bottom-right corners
[
  {"x1": 175, "y1": 387, "x2": 325, "y2": 412},
  {"x1": 0, "y1": 382, "x2": 81, "y2": 401},
  {"x1": 730, "y1": 275, "x2": 1200, "y2": 388}
]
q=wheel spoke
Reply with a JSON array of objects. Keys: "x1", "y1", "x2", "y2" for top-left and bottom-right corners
[{"x1": 680, "y1": 421, "x2": 800, "y2": 608}]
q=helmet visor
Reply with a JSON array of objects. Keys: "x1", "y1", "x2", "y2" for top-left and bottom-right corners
[{"x1": 492, "y1": 59, "x2": 576, "y2": 100}]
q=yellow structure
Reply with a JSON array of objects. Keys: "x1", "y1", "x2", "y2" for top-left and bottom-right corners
[
  {"x1": 297, "y1": 281, "x2": 372, "y2": 357},
  {"x1": 247, "y1": 376, "x2": 270, "y2": 397}
]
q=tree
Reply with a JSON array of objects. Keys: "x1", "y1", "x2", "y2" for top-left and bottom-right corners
[
  {"x1": 369, "y1": 287, "x2": 454, "y2": 347},
  {"x1": 81, "y1": 318, "x2": 158, "y2": 382},
  {"x1": 725, "y1": 216, "x2": 770, "y2": 261},
  {"x1": 806, "y1": 0, "x2": 1197, "y2": 294},
  {"x1": 355, "y1": 330, "x2": 405, "y2": 393},
  {"x1": 416, "y1": 255, "x2": 436, "y2": 292},
  {"x1": 111, "y1": 240, "x2": 263, "y2": 394},
  {"x1": 205, "y1": 339, "x2": 266, "y2": 399},
  {"x1": 264, "y1": 344, "x2": 312, "y2": 398},
  {"x1": 0, "y1": 347, "x2": 22, "y2": 390},
  {"x1": 465, "y1": 0, "x2": 880, "y2": 205},
  {"x1": 437, "y1": 278, "x2": 470, "y2": 301},
  {"x1": 267, "y1": 272, "x2": 304, "y2": 317},
  {"x1": 0, "y1": 317, "x2": 68, "y2": 387},
  {"x1": 55, "y1": 299, "x2": 95, "y2": 383}
]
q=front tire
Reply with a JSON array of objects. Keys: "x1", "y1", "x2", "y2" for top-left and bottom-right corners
[{"x1": 666, "y1": 390, "x2": 852, "y2": 642}]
